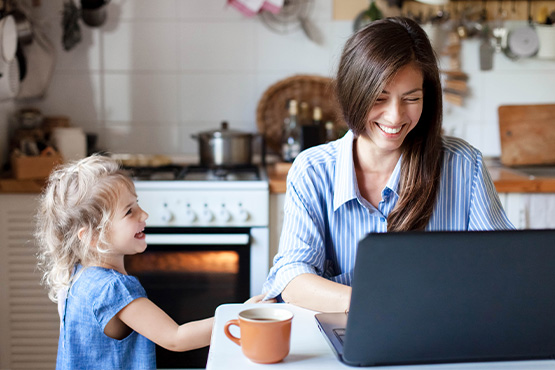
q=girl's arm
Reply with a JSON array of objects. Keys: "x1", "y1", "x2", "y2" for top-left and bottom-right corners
[
  {"x1": 282, "y1": 273, "x2": 352, "y2": 313},
  {"x1": 117, "y1": 297, "x2": 213, "y2": 352}
]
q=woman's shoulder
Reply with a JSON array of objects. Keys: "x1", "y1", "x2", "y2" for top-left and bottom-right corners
[
  {"x1": 441, "y1": 135, "x2": 482, "y2": 164},
  {"x1": 290, "y1": 141, "x2": 339, "y2": 177}
]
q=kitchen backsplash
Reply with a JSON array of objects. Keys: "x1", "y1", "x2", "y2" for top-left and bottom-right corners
[{"x1": 1, "y1": 0, "x2": 555, "y2": 166}]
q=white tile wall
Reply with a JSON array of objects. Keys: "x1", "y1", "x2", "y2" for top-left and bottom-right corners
[{"x1": 1, "y1": 0, "x2": 554, "y2": 160}]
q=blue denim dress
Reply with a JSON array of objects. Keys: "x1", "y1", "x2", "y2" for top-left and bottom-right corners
[{"x1": 56, "y1": 265, "x2": 156, "y2": 370}]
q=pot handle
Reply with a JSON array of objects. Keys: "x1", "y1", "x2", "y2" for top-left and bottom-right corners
[{"x1": 254, "y1": 133, "x2": 266, "y2": 167}]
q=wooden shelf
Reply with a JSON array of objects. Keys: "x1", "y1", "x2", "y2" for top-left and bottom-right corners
[{"x1": 333, "y1": 0, "x2": 555, "y2": 21}]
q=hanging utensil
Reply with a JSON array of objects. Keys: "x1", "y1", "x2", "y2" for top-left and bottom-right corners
[
  {"x1": 505, "y1": 0, "x2": 539, "y2": 58},
  {"x1": 259, "y1": 0, "x2": 322, "y2": 44},
  {"x1": 492, "y1": 0, "x2": 507, "y2": 53}
]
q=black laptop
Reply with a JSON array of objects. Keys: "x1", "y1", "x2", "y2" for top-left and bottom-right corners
[{"x1": 315, "y1": 230, "x2": 555, "y2": 367}]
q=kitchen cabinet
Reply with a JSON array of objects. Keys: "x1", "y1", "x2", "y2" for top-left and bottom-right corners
[
  {"x1": 498, "y1": 193, "x2": 555, "y2": 229},
  {"x1": 0, "y1": 194, "x2": 58, "y2": 370}
]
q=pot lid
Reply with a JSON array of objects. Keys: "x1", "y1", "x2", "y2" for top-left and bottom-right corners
[
  {"x1": 197, "y1": 121, "x2": 253, "y2": 138},
  {"x1": 508, "y1": 26, "x2": 539, "y2": 57}
]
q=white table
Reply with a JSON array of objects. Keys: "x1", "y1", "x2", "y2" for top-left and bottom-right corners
[{"x1": 207, "y1": 303, "x2": 555, "y2": 370}]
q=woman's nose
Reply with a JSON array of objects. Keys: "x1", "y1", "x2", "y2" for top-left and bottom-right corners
[{"x1": 383, "y1": 100, "x2": 404, "y2": 124}]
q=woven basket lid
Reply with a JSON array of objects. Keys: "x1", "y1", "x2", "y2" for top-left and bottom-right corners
[{"x1": 256, "y1": 74, "x2": 345, "y2": 154}]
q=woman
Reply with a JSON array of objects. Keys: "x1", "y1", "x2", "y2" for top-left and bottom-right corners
[{"x1": 262, "y1": 17, "x2": 513, "y2": 313}]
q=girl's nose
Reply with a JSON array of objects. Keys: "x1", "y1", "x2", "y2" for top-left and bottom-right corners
[{"x1": 140, "y1": 207, "x2": 149, "y2": 221}]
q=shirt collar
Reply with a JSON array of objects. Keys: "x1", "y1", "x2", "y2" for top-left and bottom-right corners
[
  {"x1": 333, "y1": 130, "x2": 402, "y2": 211},
  {"x1": 333, "y1": 131, "x2": 358, "y2": 211},
  {"x1": 385, "y1": 155, "x2": 402, "y2": 196}
]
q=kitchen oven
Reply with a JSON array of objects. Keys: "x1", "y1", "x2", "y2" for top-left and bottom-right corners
[{"x1": 125, "y1": 165, "x2": 269, "y2": 369}]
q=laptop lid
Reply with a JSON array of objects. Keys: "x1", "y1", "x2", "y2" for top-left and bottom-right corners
[{"x1": 323, "y1": 230, "x2": 555, "y2": 367}]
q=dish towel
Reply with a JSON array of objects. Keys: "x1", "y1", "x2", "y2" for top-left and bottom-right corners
[{"x1": 228, "y1": 0, "x2": 283, "y2": 17}]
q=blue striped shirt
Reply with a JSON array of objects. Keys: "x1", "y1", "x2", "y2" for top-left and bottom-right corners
[{"x1": 263, "y1": 130, "x2": 514, "y2": 299}]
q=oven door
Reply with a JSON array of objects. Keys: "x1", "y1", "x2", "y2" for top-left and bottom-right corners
[{"x1": 125, "y1": 228, "x2": 251, "y2": 369}]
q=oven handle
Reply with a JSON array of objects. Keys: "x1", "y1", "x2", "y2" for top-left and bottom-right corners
[{"x1": 145, "y1": 233, "x2": 250, "y2": 245}]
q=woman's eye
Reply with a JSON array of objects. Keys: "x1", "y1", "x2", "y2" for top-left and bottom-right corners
[
  {"x1": 126, "y1": 209, "x2": 132, "y2": 216},
  {"x1": 405, "y1": 97, "x2": 422, "y2": 102}
]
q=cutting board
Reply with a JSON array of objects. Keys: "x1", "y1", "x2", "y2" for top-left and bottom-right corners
[{"x1": 498, "y1": 104, "x2": 555, "y2": 166}]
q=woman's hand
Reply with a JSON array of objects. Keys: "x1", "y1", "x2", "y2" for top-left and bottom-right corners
[{"x1": 244, "y1": 293, "x2": 277, "y2": 304}]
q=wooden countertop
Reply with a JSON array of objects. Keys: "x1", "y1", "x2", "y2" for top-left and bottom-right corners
[
  {"x1": 268, "y1": 161, "x2": 555, "y2": 194},
  {"x1": 0, "y1": 178, "x2": 46, "y2": 194}
]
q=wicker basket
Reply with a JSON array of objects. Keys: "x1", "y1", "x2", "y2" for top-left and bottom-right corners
[{"x1": 256, "y1": 74, "x2": 344, "y2": 154}]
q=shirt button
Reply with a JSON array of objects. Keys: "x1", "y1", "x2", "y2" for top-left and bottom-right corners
[{"x1": 380, "y1": 217, "x2": 386, "y2": 222}]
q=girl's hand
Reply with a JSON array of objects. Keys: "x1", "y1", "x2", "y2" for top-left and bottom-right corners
[{"x1": 244, "y1": 293, "x2": 277, "y2": 304}]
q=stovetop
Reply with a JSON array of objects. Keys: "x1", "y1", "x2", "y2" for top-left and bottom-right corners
[{"x1": 125, "y1": 164, "x2": 266, "y2": 182}]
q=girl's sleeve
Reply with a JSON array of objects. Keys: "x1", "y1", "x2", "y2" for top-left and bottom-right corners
[{"x1": 93, "y1": 275, "x2": 147, "y2": 331}]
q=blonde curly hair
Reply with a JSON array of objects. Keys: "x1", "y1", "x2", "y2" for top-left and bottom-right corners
[{"x1": 35, "y1": 154, "x2": 135, "y2": 302}]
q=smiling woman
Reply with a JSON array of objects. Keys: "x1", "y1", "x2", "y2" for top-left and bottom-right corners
[{"x1": 262, "y1": 17, "x2": 514, "y2": 313}]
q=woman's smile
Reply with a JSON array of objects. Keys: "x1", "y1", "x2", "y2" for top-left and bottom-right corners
[{"x1": 376, "y1": 123, "x2": 403, "y2": 135}]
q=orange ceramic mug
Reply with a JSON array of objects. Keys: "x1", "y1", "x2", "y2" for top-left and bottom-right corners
[{"x1": 224, "y1": 307, "x2": 294, "y2": 364}]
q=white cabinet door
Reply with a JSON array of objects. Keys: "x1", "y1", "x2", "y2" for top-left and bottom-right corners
[
  {"x1": 0, "y1": 195, "x2": 58, "y2": 370},
  {"x1": 499, "y1": 193, "x2": 555, "y2": 229}
]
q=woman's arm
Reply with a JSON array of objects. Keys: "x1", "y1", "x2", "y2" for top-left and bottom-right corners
[
  {"x1": 468, "y1": 151, "x2": 514, "y2": 230},
  {"x1": 282, "y1": 273, "x2": 352, "y2": 313},
  {"x1": 117, "y1": 298, "x2": 213, "y2": 352}
]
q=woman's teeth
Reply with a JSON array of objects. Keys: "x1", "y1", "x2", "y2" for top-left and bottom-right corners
[{"x1": 378, "y1": 124, "x2": 401, "y2": 134}]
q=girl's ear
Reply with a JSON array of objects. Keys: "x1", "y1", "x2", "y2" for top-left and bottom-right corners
[
  {"x1": 78, "y1": 227, "x2": 88, "y2": 241},
  {"x1": 79, "y1": 226, "x2": 100, "y2": 248}
]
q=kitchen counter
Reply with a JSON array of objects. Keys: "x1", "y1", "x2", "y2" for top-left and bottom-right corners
[
  {"x1": 0, "y1": 177, "x2": 46, "y2": 193},
  {"x1": 2, "y1": 160, "x2": 555, "y2": 194},
  {"x1": 268, "y1": 160, "x2": 555, "y2": 194}
]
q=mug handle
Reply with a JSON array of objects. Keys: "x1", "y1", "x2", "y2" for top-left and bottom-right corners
[{"x1": 224, "y1": 319, "x2": 241, "y2": 346}]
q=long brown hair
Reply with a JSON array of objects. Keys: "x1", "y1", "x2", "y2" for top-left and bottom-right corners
[{"x1": 334, "y1": 17, "x2": 443, "y2": 231}]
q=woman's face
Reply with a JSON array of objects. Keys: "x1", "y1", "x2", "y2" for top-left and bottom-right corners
[{"x1": 361, "y1": 63, "x2": 424, "y2": 155}]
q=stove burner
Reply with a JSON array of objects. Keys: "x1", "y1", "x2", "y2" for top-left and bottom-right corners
[
  {"x1": 124, "y1": 165, "x2": 183, "y2": 181},
  {"x1": 180, "y1": 165, "x2": 261, "y2": 181},
  {"x1": 127, "y1": 164, "x2": 263, "y2": 181}
]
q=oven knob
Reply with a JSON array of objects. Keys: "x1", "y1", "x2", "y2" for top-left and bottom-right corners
[
  {"x1": 184, "y1": 208, "x2": 197, "y2": 223},
  {"x1": 160, "y1": 207, "x2": 174, "y2": 223},
  {"x1": 237, "y1": 207, "x2": 250, "y2": 222},
  {"x1": 201, "y1": 206, "x2": 214, "y2": 222},
  {"x1": 218, "y1": 206, "x2": 231, "y2": 222}
]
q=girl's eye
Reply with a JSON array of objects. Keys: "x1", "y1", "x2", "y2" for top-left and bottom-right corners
[
  {"x1": 405, "y1": 97, "x2": 422, "y2": 103},
  {"x1": 125, "y1": 208, "x2": 132, "y2": 216}
]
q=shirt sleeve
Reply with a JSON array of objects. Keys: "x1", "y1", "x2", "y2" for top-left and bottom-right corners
[
  {"x1": 93, "y1": 274, "x2": 148, "y2": 331},
  {"x1": 468, "y1": 151, "x2": 515, "y2": 231},
  {"x1": 263, "y1": 160, "x2": 328, "y2": 300}
]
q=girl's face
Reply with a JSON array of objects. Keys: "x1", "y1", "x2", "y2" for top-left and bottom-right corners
[
  {"x1": 361, "y1": 63, "x2": 424, "y2": 155},
  {"x1": 106, "y1": 183, "x2": 149, "y2": 257}
]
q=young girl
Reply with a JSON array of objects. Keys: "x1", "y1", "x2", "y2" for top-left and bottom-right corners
[{"x1": 36, "y1": 155, "x2": 267, "y2": 369}]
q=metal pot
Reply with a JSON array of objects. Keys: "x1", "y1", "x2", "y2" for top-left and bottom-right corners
[{"x1": 192, "y1": 121, "x2": 255, "y2": 167}]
